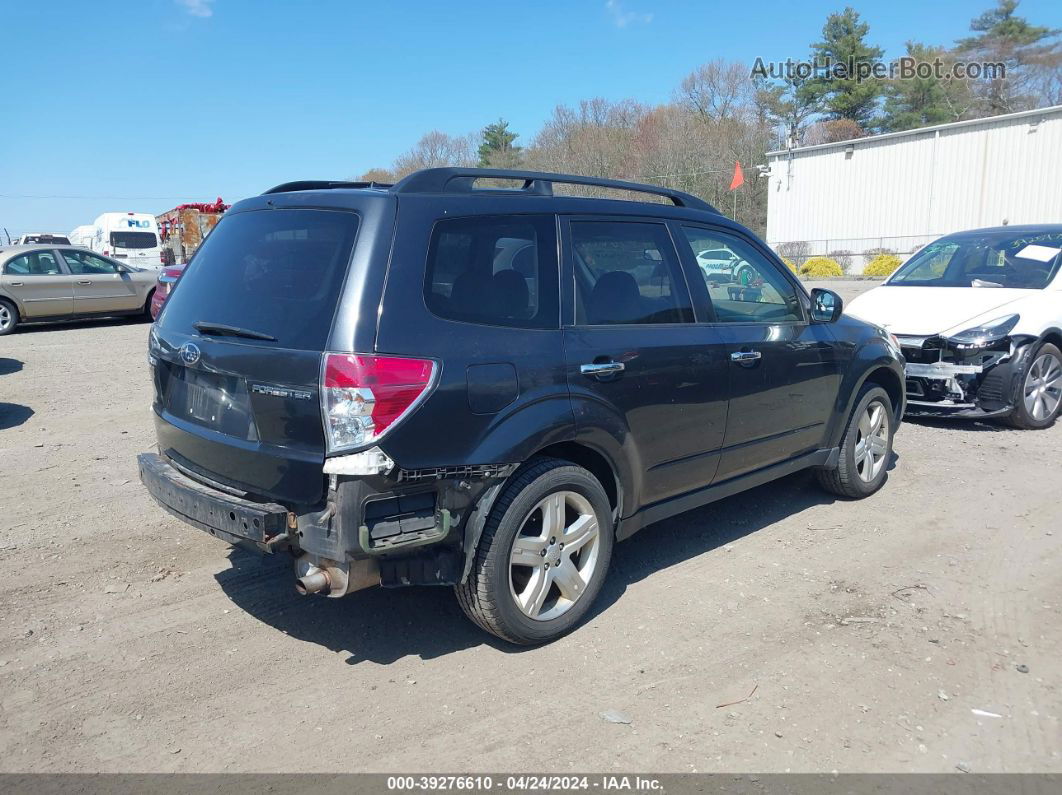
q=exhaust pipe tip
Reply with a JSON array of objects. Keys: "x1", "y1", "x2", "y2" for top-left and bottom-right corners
[{"x1": 295, "y1": 569, "x2": 330, "y2": 596}]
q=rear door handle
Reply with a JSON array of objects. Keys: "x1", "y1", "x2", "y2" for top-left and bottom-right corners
[
  {"x1": 580, "y1": 361, "x2": 625, "y2": 377},
  {"x1": 10, "y1": 281, "x2": 23, "y2": 286},
  {"x1": 730, "y1": 351, "x2": 762, "y2": 363},
  {"x1": 76, "y1": 280, "x2": 92, "y2": 285}
]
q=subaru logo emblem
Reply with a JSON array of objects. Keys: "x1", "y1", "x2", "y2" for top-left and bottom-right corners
[{"x1": 179, "y1": 342, "x2": 201, "y2": 365}]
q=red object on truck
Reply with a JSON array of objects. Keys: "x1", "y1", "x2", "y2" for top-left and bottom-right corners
[{"x1": 156, "y1": 198, "x2": 229, "y2": 265}]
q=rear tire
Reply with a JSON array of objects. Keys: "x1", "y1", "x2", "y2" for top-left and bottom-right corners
[
  {"x1": 456, "y1": 458, "x2": 613, "y2": 645},
  {"x1": 0, "y1": 299, "x2": 18, "y2": 336},
  {"x1": 144, "y1": 289, "x2": 156, "y2": 320},
  {"x1": 817, "y1": 384, "x2": 894, "y2": 499},
  {"x1": 1002, "y1": 343, "x2": 1061, "y2": 430}
]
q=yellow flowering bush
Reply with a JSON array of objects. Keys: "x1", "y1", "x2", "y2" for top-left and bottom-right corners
[
  {"x1": 799, "y1": 256, "x2": 844, "y2": 278},
  {"x1": 863, "y1": 253, "x2": 903, "y2": 279}
]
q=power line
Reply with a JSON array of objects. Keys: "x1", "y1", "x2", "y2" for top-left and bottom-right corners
[
  {"x1": 633, "y1": 169, "x2": 730, "y2": 180},
  {"x1": 0, "y1": 193, "x2": 217, "y2": 201}
]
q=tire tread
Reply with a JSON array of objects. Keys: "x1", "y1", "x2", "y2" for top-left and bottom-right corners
[
  {"x1": 455, "y1": 457, "x2": 602, "y2": 644},
  {"x1": 1001, "y1": 343, "x2": 1061, "y2": 430},
  {"x1": 816, "y1": 384, "x2": 892, "y2": 499}
]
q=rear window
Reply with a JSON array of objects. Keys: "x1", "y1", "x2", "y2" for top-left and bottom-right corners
[
  {"x1": 425, "y1": 215, "x2": 558, "y2": 329},
  {"x1": 110, "y1": 231, "x2": 158, "y2": 249},
  {"x1": 157, "y1": 209, "x2": 360, "y2": 350}
]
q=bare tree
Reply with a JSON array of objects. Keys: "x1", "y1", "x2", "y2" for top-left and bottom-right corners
[
  {"x1": 802, "y1": 118, "x2": 866, "y2": 145},
  {"x1": 357, "y1": 60, "x2": 783, "y2": 236},
  {"x1": 678, "y1": 59, "x2": 753, "y2": 123},
  {"x1": 392, "y1": 131, "x2": 478, "y2": 178},
  {"x1": 355, "y1": 167, "x2": 397, "y2": 183}
]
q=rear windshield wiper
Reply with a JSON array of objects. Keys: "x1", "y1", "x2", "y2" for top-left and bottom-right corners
[{"x1": 193, "y1": 321, "x2": 277, "y2": 341}]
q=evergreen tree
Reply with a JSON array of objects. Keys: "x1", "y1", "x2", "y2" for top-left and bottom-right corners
[
  {"x1": 753, "y1": 73, "x2": 822, "y2": 146},
  {"x1": 803, "y1": 7, "x2": 885, "y2": 128},
  {"x1": 477, "y1": 119, "x2": 522, "y2": 166},
  {"x1": 956, "y1": 0, "x2": 1061, "y2": 113},
  {"x1": 881, "y1": 42, "x2": 975, "y2": 131}
]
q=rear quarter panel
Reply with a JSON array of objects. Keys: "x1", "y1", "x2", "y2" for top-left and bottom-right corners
[{"x1": 372, "y1": 195, "x2": 576, "y2": 471}]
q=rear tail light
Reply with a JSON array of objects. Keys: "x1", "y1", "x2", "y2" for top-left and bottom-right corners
[{"x1": 321, "y1": 353, "x2": 437, "y2": 453}]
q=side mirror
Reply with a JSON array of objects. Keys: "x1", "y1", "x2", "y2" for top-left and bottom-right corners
[{"x1": 810, "y1": 288, "x2": 843, "y2": 323}]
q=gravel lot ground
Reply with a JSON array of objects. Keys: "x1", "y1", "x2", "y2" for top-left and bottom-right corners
[{"x1": 0, "y1": 280, "x2": 1058, "y2": 773}]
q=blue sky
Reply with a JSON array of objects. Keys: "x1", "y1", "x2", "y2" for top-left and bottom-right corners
[{"x1": 1, "y1": 0, "x2": 1059, "y2": 235}]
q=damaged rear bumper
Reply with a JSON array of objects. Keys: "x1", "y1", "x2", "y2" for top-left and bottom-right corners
[
  {"x1": 138, "y1": 452, "x2": 293, "y2": 551},
  {"x1": 138, "y1": 450, "x2": 515, "y2": 593}
]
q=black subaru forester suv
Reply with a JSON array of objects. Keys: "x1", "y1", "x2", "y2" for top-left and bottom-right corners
[{"x1": 140, "y1": 168, "x2": 905, "y2": 644}]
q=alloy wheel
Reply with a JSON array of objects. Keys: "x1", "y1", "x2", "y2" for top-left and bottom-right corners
[
  {"x1": 0, "y1": 304, "x2": 12, "y2": 332},
  {"x1": 508, "y1": 490, "x2": 601, "y2": 621},
  {"x1": 1024, "y1": 352, "x2": 1062, "y2": 421},
  {"x1": 854, "y1": 402, "x2": 889, "y2": 482}
]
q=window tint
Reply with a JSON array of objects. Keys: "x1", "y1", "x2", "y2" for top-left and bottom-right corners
[
  {"x1": 110, "y1": 231, "x2": 157, "y2": 249},
  {"x1": 425, "y1": 215, "x2": 558, "y2": 329},
  {"x1": 572, "y1": 221, "x2": 693, "y2": 325},
  {"x1": 889, "y1": 242, "x2": 957, "y2": 282},
  {"x1": 4, "y1": 251, "x2": 61, "y2": 275},
  {"x1": 157, "y1": 209, "x2": 360, "y2": 350},
  {"x1": 889, "y1": 231, "x2": 1062, "y2": 289},
  {"x1": 681, "y1": 227, "x2": 802, "y2": 323},
  {"x1": 61, "y1": 250, "x2": 119, "y2": 274}
]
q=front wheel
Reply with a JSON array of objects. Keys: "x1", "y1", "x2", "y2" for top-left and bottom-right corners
[
  {"x1": 817, "y1": 384, "x2": 894, "y2": 499},
  {"x1": 1003, "y1": 343, "x2": 1062, "y2": 430},
  {"x1": 456, "y1": 458, "x2": 613, "y2": 645}
]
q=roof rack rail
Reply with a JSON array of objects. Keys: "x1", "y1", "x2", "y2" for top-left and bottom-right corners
[
  {"x1": 263, "y1": 180, "x2": 393, "y2": 194},
  {"x1": 391, "y1": 168, "x2": 717, "y2": 212}
]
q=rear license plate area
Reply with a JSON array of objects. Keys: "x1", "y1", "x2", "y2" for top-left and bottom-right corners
[
  {"x1": 186, "y1": 381, "x2": 218, "y2": 422},
  {"x1": 162, "y1": 362, "x2": 258, "y2": 440}
]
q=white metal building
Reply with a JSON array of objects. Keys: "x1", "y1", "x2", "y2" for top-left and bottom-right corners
[{"x1": 765, "y1": 105, "x2": 1062, "y2": 272}]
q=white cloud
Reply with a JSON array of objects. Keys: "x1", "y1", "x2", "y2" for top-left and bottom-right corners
[
  {"x1": 605, "y1": 0, "x2": 653, "y2": 28},
  {"x1": 176, "y1": 0, "x2": 214, "y2": 18}
]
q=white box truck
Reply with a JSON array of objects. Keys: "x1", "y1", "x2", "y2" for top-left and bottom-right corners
[{"x1": 69, "y1": 212, "x2": 164, "y2": 270}]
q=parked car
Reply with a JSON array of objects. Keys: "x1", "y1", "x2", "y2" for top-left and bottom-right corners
[
  {"x1": 0, "y1": 245, "x2": 157, "y2": 335},
  {"x1": 14, "y1": 233, "x2": 71, "y2": 245},
  {"x1": 696, "y1": 247, "x2": 754, "y2": 283},
  {"x1": 150, "y1": 264, "x2": 185, "y2": 320},
  {"x1": 846, "y1": 225, "x2": 1062, "y2": 429},
  {"x1": 138, "y1": 168, "x2": 905, "y2": 645}
]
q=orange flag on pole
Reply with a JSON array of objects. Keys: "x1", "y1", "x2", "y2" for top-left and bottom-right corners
[{"x1": 729, "y1": 161, "x2": 745, "y2": 191}]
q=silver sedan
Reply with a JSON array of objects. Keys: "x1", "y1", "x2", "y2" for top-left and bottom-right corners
[{"x1": 0, "y1": 246, "x2": 158, "y2": 335}]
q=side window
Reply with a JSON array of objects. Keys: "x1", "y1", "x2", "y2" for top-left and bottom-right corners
[
  {"x1": 60, "y1": 250, "x2": 119, "y2": 275},
  {"x1": 425, "y1": 215, "x2": 558, "y2": 329},
  {"x1": 572, "y1": 221, "x2": 693, "y2": 325},
  {"x1": 4, "y1": 251, "x2": 61, "y2": 275},
  {"x1": 681, "y1": 227, "x2": 802, "y2": 323}
]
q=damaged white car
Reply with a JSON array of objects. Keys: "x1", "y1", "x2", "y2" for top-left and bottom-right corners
[{"x1": 847, "y1": 225, "x2": 1062, "y2": 429}]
